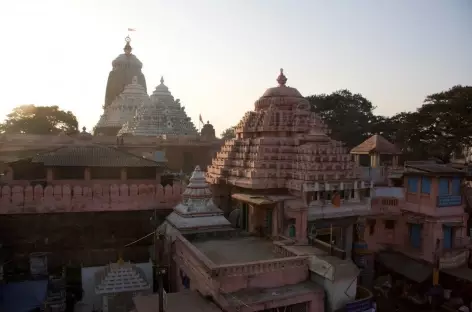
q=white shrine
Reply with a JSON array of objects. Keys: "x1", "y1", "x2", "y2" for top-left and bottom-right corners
[
  {"x1": 94, "y1": 260, "x2": 151, "y2": 312},
  {"x1": 160, "y1": 166, "x2": 232, "y2": 236}
]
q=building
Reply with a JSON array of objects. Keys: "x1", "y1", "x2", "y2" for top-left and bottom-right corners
[
  {"x1": 206, "y1": 69, "x2": 372, "y2": 261},
  {"x1": 0, "y1": 36, "x2": 223, "y2": 173},
  {"x1": 157, "y1": 166, "x2": 325, "y2": 311},
  {"x1": 103, "y1": 36, "x2": 147, "y2": 111},
  {"x1": 366, "y1": 160, "x2": 472, "y2": 284},
  {"x1": 0, "y1": 143, "x2": 184, "y2": 272}
]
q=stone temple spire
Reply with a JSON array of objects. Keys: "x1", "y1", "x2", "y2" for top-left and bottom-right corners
[{"x1": 103, "y1": 35, "x2": 147, "y2": 110}]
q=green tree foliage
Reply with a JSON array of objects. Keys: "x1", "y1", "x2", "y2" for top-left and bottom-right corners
[
  {"x1": 390, "y1": 85, "x2": 472, "y2": 162},
  {"x1": 220, "y1": 126, "x2": 236, "y2": 140},
  {"x1": 306, "y1": 90, "x2": 377, "y2": 148},
  {"x1": 306, "y1": 85, "x2": 472, "y2": 163},
  {"x1": 0, "y1": 105, "x2": 79, "y2": 135}
]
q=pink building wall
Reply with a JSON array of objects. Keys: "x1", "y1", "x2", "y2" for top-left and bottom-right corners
[
  {"x1": 366, "y1": 175, "x2": 470, "y2": 265},
  {"x1": 0, "y1": 183, "x2": 183, "y2": 214},
  {"x1": 173, "y1": 235, "x2": 323, "y2": 312}
]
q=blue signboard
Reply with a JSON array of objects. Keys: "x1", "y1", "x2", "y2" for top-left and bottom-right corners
[
  {"x1": 437, "y1": 195, "x2": 462, "y2": 208},
  {"x1": 345, "y1": 298, "x2": 372, "y2": 312}
]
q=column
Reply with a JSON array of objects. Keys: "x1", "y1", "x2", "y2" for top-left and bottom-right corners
[
  {"x1": 155, "y1": 168, "x2": 161, "y2": 183},
  {"x1": 46, "y1": 168, "x2": 53, "y2": 182},
  {"x1": 392, "y1": 155, "x2": 399, "y2": 167},
  {"x1": 120, "y1": 168, "x2": 127, "y2": 181},
  {"x1": 344, "y1": 224, "x2": 354, "y2": 258},
  {"x1": 102, "y1": 296, "x2": 109, "y2": 312},
  {"x1": 84, "y1": 168, "x2": 91, "y2": 180}
]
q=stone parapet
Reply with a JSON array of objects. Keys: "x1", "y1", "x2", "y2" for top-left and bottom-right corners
[
  {"x1": 0, "y1": 183, "x2": 183, "y2": 214},
  {"x1": 174, "y1": 234, "x2": 309, "y2": 279}
]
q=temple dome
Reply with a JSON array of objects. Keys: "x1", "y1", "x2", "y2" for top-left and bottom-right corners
[
  {"x1": 151, "y1": 77, "x2": 173, "y2": 99},
  {"x1": 95, "y1": 76, "x2": 151, "y2": 136},
  {"x1": 255, "y1": 69, "x2": 305, "y2": 111},
  {"x1": 201, "y1": 121, "x2": 216, "y2": 140},
  {"x1": 118, "y1": 77, "x2": 198, "y2": 136},
  {"x1": 104, "y1": 36, "x2": 147, "y2": 109}
]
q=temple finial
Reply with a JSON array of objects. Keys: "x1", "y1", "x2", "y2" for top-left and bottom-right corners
[
  {"x1": 124, "y1": 36, "x2": 132, "y2": 55},
  {"x1": 160, "y1": 76, "x2": 164, "y2": 84},
  {"x1": 277, "y1": 68, "x2": 287, "y2": 86}
]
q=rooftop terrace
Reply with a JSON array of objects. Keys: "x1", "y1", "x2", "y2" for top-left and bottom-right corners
[{"x1": 192, "y1": 236, "x2": 285, "y2": 265}]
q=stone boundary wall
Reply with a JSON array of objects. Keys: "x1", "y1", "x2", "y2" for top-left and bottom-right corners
[{"x1": 0, "y1": 183, "x2": 184, "y2": 214}]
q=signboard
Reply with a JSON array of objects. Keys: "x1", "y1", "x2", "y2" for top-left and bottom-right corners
[
  {"x1": 437, "y1": 195, "x2": 462, "y2": 208},
  {"x1": 344, "y1": 297, "x2": 372, "y2": 312}
]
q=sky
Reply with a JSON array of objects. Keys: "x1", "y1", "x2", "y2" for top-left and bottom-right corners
[{"x1": 0, "y1": 0, "x2": 471, "y2": 136}]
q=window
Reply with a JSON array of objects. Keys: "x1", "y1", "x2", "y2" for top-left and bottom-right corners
[
  {"x1": 384, "y1": 220, "x2": 395, "y2": 230},
  {"x1": 452, "y1": 177, "x2": 461, "y2": 196},
  {"x1": 421, "y1": 177, "x2": 431, "y2": 194},
  {"x1": 443, "y1": 226, "x2": 453, "y2": 249},
  {"x1": 439, "y1": 178, "x2": 450, "y2": 196},
  {"x1": 407, "y1": 177, "x2": 418, "y2": 193},
  {"x1": 409, "y1": 224, "x2": 422, "y2": 249}
]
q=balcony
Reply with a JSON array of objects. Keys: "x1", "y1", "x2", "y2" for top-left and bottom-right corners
[{"x1": 437, "y1": 195, "x2": 462, "y2": 208}]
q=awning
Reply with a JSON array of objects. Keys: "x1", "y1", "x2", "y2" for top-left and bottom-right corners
[
  {"x1": 231, "y1": 193, "x2": 274, "y2": 205},
  {"x1": 377, "y1": 251, "x2": 432, "y2": 283},
  {"x1": 441, "y1": 266, "x2": 472, "y2": 282}
]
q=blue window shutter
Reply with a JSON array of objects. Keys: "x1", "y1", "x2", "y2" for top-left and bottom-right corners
[
  {"x1": 439, "y1": 178, "x2": 450, "y2": 196},
  {"x1": 452, "y1": 178, "x2": 461, "y2": 195},
  {"x1": 443, "y1": 226, "x2": 452, "y2": 249},
  {"x1": 408, "y1": 177, "x2": 418, "y2": 193},
  {"x1": 421, "y1": 177, "x2": 431, "y2": 194},
  {"x1": 409, "y1": 224, "x2": 422, "y2": 248}
]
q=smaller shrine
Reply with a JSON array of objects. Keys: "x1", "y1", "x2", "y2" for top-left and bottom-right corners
[
  {"x1": 160, "y1": 166, "x2": 232, "y2": 236},
  {"x1": 96, "y1": 76, "x2": 151, "y2": 136},
  {"x1": 119, "y1": 77, "x2": 198, "y2": 137},
  {"x1": 94, "y1": 260, "x2": 151, "y2": 312}
]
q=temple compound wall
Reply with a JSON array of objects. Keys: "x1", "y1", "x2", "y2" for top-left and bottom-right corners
[{"x1": 0, "y1": 183, "x2": 183, "y2": 214}]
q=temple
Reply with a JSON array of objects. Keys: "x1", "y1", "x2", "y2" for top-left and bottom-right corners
[
  {"x1": 95, "y1": 76, "x2": 151, "y2": 136},
  {"x1": 104, "y1": 36, "x2": 147, "y2": 109},
  {"x1": 119, "y1": 76, "x2": 198, "y2": 136},
  {"x1": 206, "y1": 69, "x2": 372, "y2": 254}
]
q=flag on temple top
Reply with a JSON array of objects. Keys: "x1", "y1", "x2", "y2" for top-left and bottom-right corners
[
  {"x1": 199, "y1": 114, "x2": 204, "y2": 124},
  {"x1": 128, "y1": 28, "x2": 136, "y2": 32}
]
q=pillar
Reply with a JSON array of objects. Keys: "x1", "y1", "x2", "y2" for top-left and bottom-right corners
[
  {"x1": 370, "y1": 153, "x2": 380, "y2": 168},
  {"x1": 344, "y1": 224, "x2": 354, "y2": 258},
  {"x1": 84, "y1": 168, "x2": 91, "y2": 180},
  {"x1": 120, "y1": 168, "x2": 127, "y2": 181},
  {"x1": 155, "y1": 169, "x2": 161, "y2": 183},
  {"x1": 102, "y1": 296, "x2": 109, "y2": 312},
  {"x1": 392, "y1": 155, "x2": 399, "y2": 167},
  {"x1": 46, "y1": 168, "x2": 53, "y2": 182}
]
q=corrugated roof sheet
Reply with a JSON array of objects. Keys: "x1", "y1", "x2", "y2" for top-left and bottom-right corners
[
  {"x1": 405, "y1": 162, "x2": 465, "y2": 174},
  {"x1": 350, "y1": 135, "x2": 401, "y2": 155},
  {"x1": 29, "y1": 145, "x2": 164, "y2": 167}
]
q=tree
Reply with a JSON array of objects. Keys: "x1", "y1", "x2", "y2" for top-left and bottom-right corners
[
  {"x1": 0, "y1": 105, "x2": 79, "y2": 135},
  {"x1": 306, "y1": 90, "x2": 377, "y2": 148},
  {"x1": 220, "y1": 126, "x2": 236, "y2": 140},
  {"x1": 382, "y1": 85, "x2": 472, "y2": 162}
]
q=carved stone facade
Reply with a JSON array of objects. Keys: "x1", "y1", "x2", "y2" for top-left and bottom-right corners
[
  {"x1": 207, "y1": 69, "x2": 372, "y2": 242},
  {"x1": 119, "y1": 77, "x2": 198, "y2": 136},
  {"x1": 96, "y1": 76, "x2": 151, "y2": 136}
]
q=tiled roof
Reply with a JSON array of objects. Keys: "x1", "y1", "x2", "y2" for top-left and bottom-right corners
[
  {"x1": 30, "y1": 144, "x2": 163, "y2": 167},
  {"x1": 350, "y1": 135, "x2": 401, "y2": 155}
]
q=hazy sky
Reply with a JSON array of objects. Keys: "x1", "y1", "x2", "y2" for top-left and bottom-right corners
[{"x1": 1, "y1": 0, "x2": 471, "y2": 135}]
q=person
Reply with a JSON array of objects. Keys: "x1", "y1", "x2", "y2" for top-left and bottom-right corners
[
  {"x1": 371, "y1": 301, "x2": 377, "y2": 312},
  {"x1": 459, "y1": 304, "x2": 470, "y2": 312}
]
